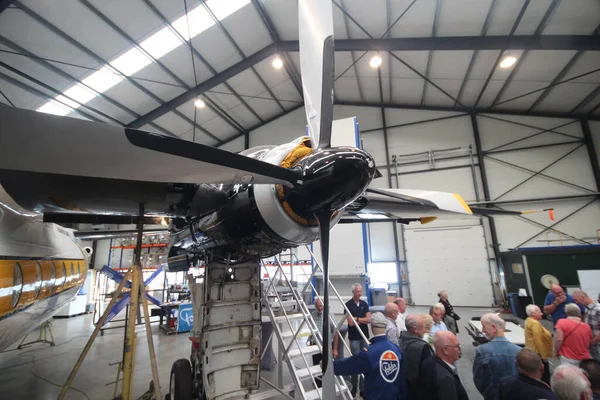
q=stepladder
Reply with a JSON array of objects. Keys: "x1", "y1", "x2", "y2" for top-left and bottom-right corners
[{"x1": 260, "y1": 253, "x2": 354, "y2": 400}]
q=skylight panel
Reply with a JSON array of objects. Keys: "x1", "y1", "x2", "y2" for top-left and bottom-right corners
[
  {"x1": 55, "y1": 95, "x2": 80, "y2": 110},
  {"x1": 63, "y1": 84, "x2": 96, "y2": 105},
  {"x1": 140, "y1": 28, "x2": 181, "y2": 59},
  {"x1": 82, "y1": 66, "x2": 123, "y2": 93},
  {"x1": 171, "y1": 6, "x2": 214, "y2": 40},
  {"x1": 110, "y1": 47, "x2": 152, "y2": 76},
  {"x1": 37, "y1": 99, "x2": 73, "y2": 116},
  {"x1": 34, "y1": 0, "x2": 250, "y2": 118},
  {"x1": 210, "y1": 0, "x2": 250, "y2": 20}
]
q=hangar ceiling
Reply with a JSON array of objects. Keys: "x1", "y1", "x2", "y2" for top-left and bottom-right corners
[{"x1": 0, "y1": 0, "x2": 599, "y2": 147}]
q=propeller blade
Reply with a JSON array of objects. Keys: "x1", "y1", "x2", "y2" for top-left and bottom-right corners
[
  {"x1": 299, "y1": 0, "x2": 335, "y2": 150},
  {"x1": 0, "y1": 107, "x2": 301, "y2": 187},
  {"x1": 315, "y1": 210, "x2": 335, "y2": 400}
]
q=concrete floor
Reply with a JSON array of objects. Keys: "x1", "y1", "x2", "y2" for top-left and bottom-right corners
[{"x1": 0, "y1": 306, "x2": 497, "y2": 400}]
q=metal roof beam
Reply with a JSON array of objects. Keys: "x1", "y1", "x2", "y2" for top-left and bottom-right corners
[
  {"x1": 454, "y1": 0, "x2": 497, "y2": 107},
  {"x1": 78, "y1": 0, "x2": 227, "y2": 142},
  {"x1": 0, "y1": 70, "x2": 103, "y2": 122},
  {"x1": 0, "y1": 35, "x2": 176, "y2": 136},
  {"x1": 421, "y1": 0, "x2": 441, "y2": 106},
  {"x1": 128, "y1": 43, "x2": 278, "y2": 129},
  {"x1": 339, "y1": 0, "x2": 364, "y2": 103},
  {"x1": 199, "y1": 0, "x2": 283, "y2": 115},
  {"x1": 489, "y1": 0, "x2": 561, "y2": 108},
  {"x1": 250, "y1": 0, "x2": 303, "y2": 98},
  {"x1": 279, "y1": 35, "x2": 600, "y2": 52},
  {"x1": 14, "y1": 1, "x2": 203, "y2": 139},
  {"x1": 143, "y1": 0, "x2": 265, "y2": 127},
  {"x1": 334, "y1": 100, "x2": 599, "y2": 120}
]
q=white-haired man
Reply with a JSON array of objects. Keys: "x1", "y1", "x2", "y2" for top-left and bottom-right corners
[
  {"x1": 524, "y1": 304, "x2": 553, "y2": 383},
  {"x1": 345, "y1": 283, "x2": 371, "y2": 397},
  {"x1": 430, "y1": 303, "x2": 448, "y2": 335},
  {"x1": 384, "y1": 302, "x2": 400, "y2": 346},
  {"x1": 395, "y1": 297, "x2": 407, "y2": 332},
  {"x1": 550, "y1": 364, "x2": 593, "y2": 400},
  {"x1": 473, "y1": 313, "x2": 521, "y2": 400},
  {"x1": 573, "y1": 290, "x2": 600, "y2": 362}
]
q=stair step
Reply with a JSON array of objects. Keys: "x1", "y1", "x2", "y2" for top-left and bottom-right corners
[
  {"x1": 288, "y1": 345, "x2": 321, "y2": 359},
  {"x1": 296, "y1": 364, "x2": 323, "y2": 380},
  {"x1": 275, "y1": 300, "x2": 299, "y2": 306},
  {"x1": 282, "y1": 328, "x2": 312, "y2": 339},
  {"x1": 274, "y1": 313, "x2": 305, "y2": 323},
  {"x1": 304, "y1": 385, "x2": 343, "y2": 400},
  {"x1": 248, "y1": 384, "x2": 295, "y2": 400}
]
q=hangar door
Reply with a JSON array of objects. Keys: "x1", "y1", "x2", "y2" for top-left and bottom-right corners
[{"x1": 405, "y1": 225, "x2": 493, "y2": 307}]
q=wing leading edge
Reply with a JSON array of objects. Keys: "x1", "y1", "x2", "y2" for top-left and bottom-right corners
[{"x1": 343, "y1": 188, "x2": 539, "y2": 224}]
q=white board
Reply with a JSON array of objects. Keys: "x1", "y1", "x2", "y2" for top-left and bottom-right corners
[
  {"x1": 577, "y1": 270, "x2": 600, "y2": 299},
  {"x1": 404, "y1": 225, "x2": 493, "y2": 307}
]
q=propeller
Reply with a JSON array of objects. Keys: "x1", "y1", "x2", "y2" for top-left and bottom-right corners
[
  {"x1": 298, "y1": 0, "x2": 337, "y2": 395},
  {"x1": 0, "y1": 107, "x2": 302, "y2": 188},
  {"x1": 299, "y1": 0, "x2": 335, "y2": 150}
]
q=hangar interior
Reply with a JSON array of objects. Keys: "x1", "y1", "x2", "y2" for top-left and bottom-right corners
[{"x1": 0, "y1": 0, "x2": 599, "y2": 399}]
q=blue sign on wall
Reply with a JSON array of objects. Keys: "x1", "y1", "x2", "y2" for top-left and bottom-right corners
[{"x1": 178, "y1": 304, "x2": 194, "y2": 333}]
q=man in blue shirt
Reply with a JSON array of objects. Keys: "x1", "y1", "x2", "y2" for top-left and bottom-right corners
[
  {"x1": 430, "y1": 303, "x2": 448, "y2": 335},
  {"x1": 345, "y1": 283, "x2": 371, "y2": 397},
  {"x1": 543, "y1": 284, "x2": 585, "y2": 326},
  {"x1": 333, "y1": 312, "x2": 406, "y2": 400},
  {"x1": 473, "y1": 313, "x2": 520, "y2": 400}
]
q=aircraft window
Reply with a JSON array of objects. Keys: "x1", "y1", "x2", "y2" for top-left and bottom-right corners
[
  {"x1": 34, "y1": 263, "x2": 42, "y2": 299},
  {"x1": 69, "y1": 263, "x2": 75, "y2": 285},
  {"x1": 12, "y1": 263, "x2": 23, "y2": 308},
  {"x1": 58, "y1": 262, "x2": 67, "y2": 287},
  {"x1": 49, "y1": 262, "x2": 56, "y2": 293}
]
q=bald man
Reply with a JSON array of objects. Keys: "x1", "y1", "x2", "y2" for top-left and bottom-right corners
[
  {"x1": 473, "y1": 313, "x2": 520, "y2": 400},
  {"x1": 401, "y1": 315, "x2": 433, "y2": 399},
  {"x1": 384, "y1": 302, "x2": 400, "y2": 346},
  {"x1": 499, "y1": 347, "x2": 558, "y2": 400},
  {"x1": 418, "y1": 331, "x2": 467, "y2": 400},
  {"x1": 544, "y1": 283, "x2": 584, "y2": 326}
]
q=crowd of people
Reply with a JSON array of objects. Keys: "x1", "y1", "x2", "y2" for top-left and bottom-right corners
[{"x1": 309, "y1": 283, "x2": 600, "y2": 400}]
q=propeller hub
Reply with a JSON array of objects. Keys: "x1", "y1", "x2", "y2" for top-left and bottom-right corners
[{"x1": 285, "y1": 147, "x2": 376, "y2": 219}]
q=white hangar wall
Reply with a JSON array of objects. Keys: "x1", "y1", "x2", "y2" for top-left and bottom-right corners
[{"x1": 219, "y1": 106, "x2": 600, "y2": 307}]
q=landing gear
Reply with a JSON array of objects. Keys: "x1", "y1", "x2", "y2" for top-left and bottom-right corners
[
  {"x1": 169, "y1": 359, "x2": 193, "y2": 400},
  {"x1": 168, "y1": 258, "x2": 262, "y2": 400}
]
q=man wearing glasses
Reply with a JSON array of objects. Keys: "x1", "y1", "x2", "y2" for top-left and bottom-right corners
[{"x1": 418, "y1": 330, "x2": 468, "y2": 400}]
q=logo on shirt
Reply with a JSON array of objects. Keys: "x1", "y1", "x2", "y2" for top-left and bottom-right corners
[{"x1": 379, "y1": 350, "x2": 399, "y2": 383}]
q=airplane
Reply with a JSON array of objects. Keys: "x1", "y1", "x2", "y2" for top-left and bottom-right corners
[{"x1": 0, "y1": 0, "x2": 549, "y2": 398}]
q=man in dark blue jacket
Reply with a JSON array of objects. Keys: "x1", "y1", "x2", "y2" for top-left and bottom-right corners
[
  {"x1": 499, "y1": 347, "x2": 558, "y2": 400},
  {"x1": 333, "y1": 312, "x2": 406, "y2": 400}
]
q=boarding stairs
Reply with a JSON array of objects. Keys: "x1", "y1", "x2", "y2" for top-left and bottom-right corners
[{"x1": 258, "y1": 246, "x2": 368, "y2": 400}]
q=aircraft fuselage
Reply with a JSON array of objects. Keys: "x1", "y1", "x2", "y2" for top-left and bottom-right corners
[{"x1": 0, "y1": 184, "x2": 86, "y2": 351}]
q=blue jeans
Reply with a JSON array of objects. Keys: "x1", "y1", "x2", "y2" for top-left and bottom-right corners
[{"x1": 349, "y1": 340, "x2": 367, "y2": 393}]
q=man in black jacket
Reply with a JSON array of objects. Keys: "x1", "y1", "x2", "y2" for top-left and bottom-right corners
[
  {"x1": 399, "y1": 314, "x2": 432, "y2": 399},
  {"x1": 419, "y1": 330, "x2": 468, "y2": 400},
  {"x1": 499, "y1": 347, "x2": 558, "y2": 400}
]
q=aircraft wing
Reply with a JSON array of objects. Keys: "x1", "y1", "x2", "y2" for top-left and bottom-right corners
[
  {"x1": 342, "y1": 187, "x2": 530, "y2": 224},
  {"x1": 0, "y1": 107, "x2": 301, "y2": 187}
]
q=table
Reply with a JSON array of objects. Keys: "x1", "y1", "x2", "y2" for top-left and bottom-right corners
[{"x1": 468, "y1": 320, "x2": 525, "y2": 346}]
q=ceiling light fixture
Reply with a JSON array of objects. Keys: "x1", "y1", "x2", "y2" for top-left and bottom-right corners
[
  {"x1": 194, "y1": 99, "x2": 205, "y2": 108},
  {"x1": 272, "y1": 57, "x2": 283, "y2": 69},
  {"x1": 500, "y1": 56, "x2": 517, "y2": 68},
  {"x1": 369, "y1": 54, "x2": 382, "y2": 68}
]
